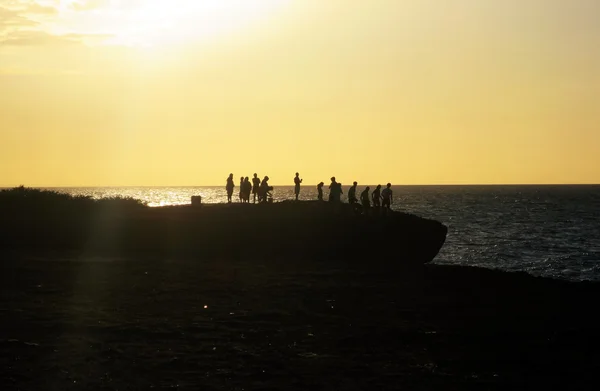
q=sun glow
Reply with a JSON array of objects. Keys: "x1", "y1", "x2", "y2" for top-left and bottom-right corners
[{"x1": 60, "y1": 0, "x2": 291, "y2": 47}]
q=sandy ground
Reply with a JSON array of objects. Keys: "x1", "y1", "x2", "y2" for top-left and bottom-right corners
[{"x1": 2, "y1": 253, "x2": 600, "y2": 390}]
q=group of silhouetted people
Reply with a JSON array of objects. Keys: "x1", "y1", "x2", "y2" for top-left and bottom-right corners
[
  {"x1": 226, "y1": 172, "x2": 394, "y2": 211},
  {"x1": 226, "y1": 173, "x2": 272, "y2": 204},
  {"x1": 327, "y1": 177, "x2": 393, "y2": 212}
]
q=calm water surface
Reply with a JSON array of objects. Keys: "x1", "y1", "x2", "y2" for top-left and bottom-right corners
[{"x1": 41, "y1": 185, "x2": 600, "y2": 282}]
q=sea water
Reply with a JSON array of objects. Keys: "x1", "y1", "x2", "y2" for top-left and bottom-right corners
[{"x1": 35, "y1": 185, "x2": 600, "y2": 282}]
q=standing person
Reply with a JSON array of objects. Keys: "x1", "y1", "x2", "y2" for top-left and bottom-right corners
[
  {"x1": 381, "y1": 183, "x2": 393, "y2": 210},
  {"x1": 329, "y1": 178, "x2": 343, "y2": 203},
  {"x1": 294, "y1": 172, "x2": 302, "y2": 201},
  {"x1": 239, "y1": 176, "x2": 244, "y2": 202},
  {"x1": 348, "y1": 181, "x2": 358, "y2": 204},
  {"x1": 372, "y1": 184, "x2": 382, "y2": 208},
  {"x1": 226, "y1": 173, "x2": 235, "y2": 203},
  {"x1": 243, "y1": 177, "x2": 252, "y2": 203},
  {"x1": 252, "y1": 173, "x2": 260, "y2": 203},
  {"x1": 328, "y1": 177, "x2": 338, "y2": 202},
  {"x1": 317, "y1": 182, "x2": 324, "y2": 201},
  {"x1": 337, "y1": 182, "x2": 344, "y2": 202},
  {"x1": 360, "y1": 186, "x2": 371, "y2": 213}
]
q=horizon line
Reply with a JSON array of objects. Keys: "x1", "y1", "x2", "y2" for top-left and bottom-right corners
[{"x1": 2, "y1": 183, "x2": 600, "y2": 188}]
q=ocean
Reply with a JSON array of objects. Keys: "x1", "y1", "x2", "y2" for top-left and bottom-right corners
[{"x1": 31, "y1": 185, "x2": 600, "y2": 282}]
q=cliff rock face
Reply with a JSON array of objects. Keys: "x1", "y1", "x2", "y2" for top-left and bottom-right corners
[
  {"x1": 144, "y1": 201, "x2": 448, "y2": 263},
  {"x1": 0, "y1": 189, "x2": 447, "y2": 263}
]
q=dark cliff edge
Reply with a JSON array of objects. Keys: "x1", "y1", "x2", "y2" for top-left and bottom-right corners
[{"x1": 0, "y1": 187, "x2": 447, "y2": 263}]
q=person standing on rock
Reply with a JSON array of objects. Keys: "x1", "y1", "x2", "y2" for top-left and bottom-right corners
[
  {"x1": 360, "y1": 186, "x2": 371, "y2": 213},
  {"x1": 381, "y1": 183, "x2": 393, "y2": 210},
  {"x1": 239, "y1": 176, "x2": 244, "y2": 202},
  {"x1": 348, "y1": 182, "x2": 358, "y2": 204},
  {"x1": 328, "y1": 177, "x2": 336, "y2": 202},
  {"x1": 294, "y1": 172, "x2": 303, "y2": 201},
  {"x1": 329, "y1": 177, "x2": 342, "y2": 202},
  {"x1": 372, "y1": 184, "x2": 382, "y2": 209},
  {"x1": 252, "y1": 173, "x2": 261, "y2": 203},
  {"x1": 243, "y1": 177, "x2": 252, "y2": 203},
  {"x1": 317, "y1": 182, "x2": 324, "y2": 201},
  {"x1": 226, "y1": 173, "x2": 235, "y2": 203}
]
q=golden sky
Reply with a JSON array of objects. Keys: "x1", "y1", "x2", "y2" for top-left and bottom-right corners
[{"x1": 1, "y1": 0, "x2": 599, "y2": 186}]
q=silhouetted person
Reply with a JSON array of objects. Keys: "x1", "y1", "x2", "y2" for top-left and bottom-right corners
[
  {"x1": 259, "y1": 176, "x2": 272, "y2": 203},
  {"x1": 328, "y1": 177, "x2": 337, "y2": 202},
  {"x1": 239, "y1": 176, "x2": 244, "y2": 202},
  {"x1": 226, "y1": 173, "x2": 235, "y2": 203},
  {"x1": 372, "y1": 184, "x2": 382, "y2": 208},
  {"x1": 348, "y1": 181, "x2": 358, "y2": 204},
  {"x1": 243, "y1": 177, "x2": 252, "y2": 203},
  {"x1": 361, "y1": 186, "x2": 371, "y2": 213},
  {"x1": 252, "y1": 173, "x2": 260, "y2": 203},
  {"x1": 329, "y1": 177, "x2": 342, "y2": 203},
  {"x1": 317, "y1": 182, "x2": 324, "y2": 201},
  {"x1": 382, "y1": 183, "x2": 393, "y2": 210},
  {"x1": 294, "y1": 172, "x2": 302, "y2": 201}
]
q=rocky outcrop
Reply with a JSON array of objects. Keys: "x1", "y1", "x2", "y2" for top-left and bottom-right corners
[{"x1": 0, "y1": 189, "x2": 447, "y2": 263}]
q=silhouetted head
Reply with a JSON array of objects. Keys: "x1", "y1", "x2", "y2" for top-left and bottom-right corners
[
  {"x1": 353, "y1": 181, "x2": 357, "y2": 186},
  {"x1": 387, "y1": 183, "x2": 391, "y2": 188},
  {"x1": 318, "y1": 182, "x2": 324, "y2": 186},
  {"x1": 295, "y1": 172, "x2": 299, "y2": 177},
  {"x1": 331, "y1": 176, "x2": 336, "y2": 182},
  {"x1": 240, "y1": 176, "x2": 244, "y2": 180},
  {"x1": 245, "y1": 177, "x2": 249, "y2": 181},
  {"x1": 366, "y1": 186, "x2": 370, "y2": 191},
  {"x1": 229, "y1": 173, "x2": 233, "y2": 178},
  {"x1": 264, "y1": 176, "x2": 269, "y2": 181},
  {"x1": 376, "y1": 184, "x2": 381, "y2": 189},
  {"x1": 253, "y1": 173, "x2": 257, "y2": 178}
]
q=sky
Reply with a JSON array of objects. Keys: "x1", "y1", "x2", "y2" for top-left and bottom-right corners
[{"x1": 1, "y1": 0, "x2": 599, "y2": 186}]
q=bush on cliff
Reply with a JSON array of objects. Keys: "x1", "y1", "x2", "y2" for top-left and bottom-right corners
[{"x1": 0, "y1": 186, "x2": 147, "y2": 215}]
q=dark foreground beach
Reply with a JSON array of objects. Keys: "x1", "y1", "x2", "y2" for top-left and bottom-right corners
[{"x1": 2, "y1": 253, "x2": 600, "y2": 390}]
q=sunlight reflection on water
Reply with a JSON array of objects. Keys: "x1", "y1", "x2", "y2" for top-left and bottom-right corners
[{"x1": 48, "y1": 186, "x2": 346, "y2": 207}]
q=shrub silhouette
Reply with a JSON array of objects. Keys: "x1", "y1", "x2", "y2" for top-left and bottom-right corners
[{"x1": 0, "y1": 186, "x2": 146, "y2": 215}]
